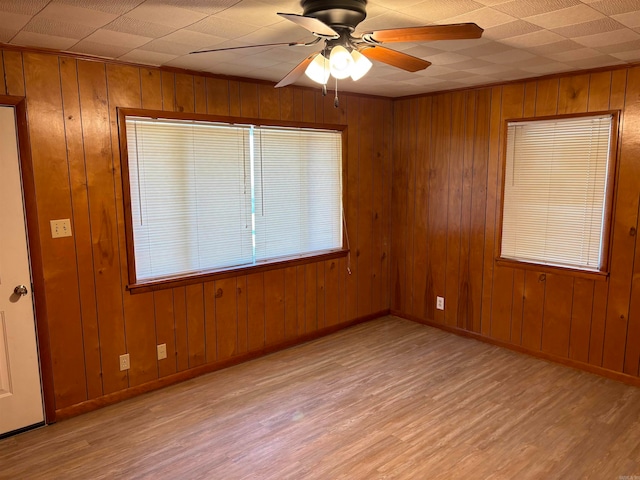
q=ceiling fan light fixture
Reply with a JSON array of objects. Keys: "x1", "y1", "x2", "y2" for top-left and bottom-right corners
[
  {"x1": 350, "y1": 49, "x2": 372, "y2": 81},
  {"x1": 329, "y1": 45, "x2": 354, "y2": 79},
  {"x1": 305, "y1": 53, "x2": 330, "y2": 84}
]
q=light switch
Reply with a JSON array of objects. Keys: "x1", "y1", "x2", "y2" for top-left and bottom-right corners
[{"x1": 50, "y1": 219, "x2": 72, "y2": 238}]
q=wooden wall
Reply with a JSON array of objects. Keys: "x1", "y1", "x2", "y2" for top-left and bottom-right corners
[
  {"x1": 0, "y1": 48, "x2": 392, "y2": 416},
  {"x1": 392, "y1": 66, "x2": 640, "y2": 380}
]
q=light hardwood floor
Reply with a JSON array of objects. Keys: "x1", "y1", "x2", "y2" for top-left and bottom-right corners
[{"x1": 2, "y1": 316, "x2": 640, "y2": 479}]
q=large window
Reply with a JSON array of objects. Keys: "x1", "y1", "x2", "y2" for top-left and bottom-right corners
[
  {"x1": 120, "y1": 111, "x2": 343, "y2": 288},
  {"x1": 500, "y1": 112, "x2": 617, "y2": 273}
]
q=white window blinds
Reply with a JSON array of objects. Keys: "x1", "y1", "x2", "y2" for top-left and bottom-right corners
[
  {"x1": 126, "y1": 116, "x2": 342, "y2": 282},
  {"x1": 501, "y1": 114, "x2": 613, "y2": 271},
  {"x1": 253, "y1": 127, "x2": 342, "y2": 261}
]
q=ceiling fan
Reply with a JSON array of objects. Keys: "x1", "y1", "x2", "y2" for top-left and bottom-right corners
[{"x1": 191, "y1": 0, "x2": 483, "y2": 93}]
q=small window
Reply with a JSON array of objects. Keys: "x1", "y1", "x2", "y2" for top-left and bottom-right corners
[
  {"x1": 500, "y1": 113, "x2": 617, "y2": 273},
  {"x1": 121, "y1": 112, "x2": 343, "y2": 287}
]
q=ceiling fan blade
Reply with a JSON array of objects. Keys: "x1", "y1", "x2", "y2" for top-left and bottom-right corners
[
  {"x1": 278, "y1": 13, "x2": 339, "y2": 37},
  {"x1": 364, "y1": 23, "x2": 483, "y2": 43},
  {"x1": 360, "y1": 46, "x2": 430, "y2": 72},
  {"x1": 191, "y1": 41, "x2": 309, "y2": 54},
  {"x1": 275, "y1": 54, "x2": 317, "y2": 88}
]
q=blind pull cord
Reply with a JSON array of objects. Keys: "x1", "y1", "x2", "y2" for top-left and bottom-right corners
[{"x1": 342, "y1": 205, "x2": 352, "y2": 275}]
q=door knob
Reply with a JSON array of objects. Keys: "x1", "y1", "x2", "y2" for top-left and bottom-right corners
[{"x1": 14, "y1": 285, "x2": 28, "y2": 296}]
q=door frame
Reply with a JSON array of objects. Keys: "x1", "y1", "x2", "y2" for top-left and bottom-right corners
[{"x1": 1, "y1": 95, "x2": 55, "y2": 424}]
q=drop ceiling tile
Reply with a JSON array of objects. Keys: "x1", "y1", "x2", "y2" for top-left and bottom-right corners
[
  {"x1": 439, "y1": 7, "x2": 516, "y2": 29},
  {"x1": 422, "y1": 37, "x2": 492, "y2": 53},
  {"x1": 448, "y1": 58, "x2": 495, "y2": 70},
  {"x1": 213, "y1": 0, "x2": 286, "y2": 28},
  {"x1": 186, "y1": 16, "x2": 258, "y2": 39},
  {"x1": 22, "y1": 17, "x2": 96, "y2": 39},
  {"x1": 0, "y1": 27, "x2": 14, "y2": 42},
  {"x1": 142, "y1": 0, "x2": 242, "y2": 16},
  {"x1": 564, "y1": 55, "x2": 623, "y2": 69},
  {"x1": 551, "y1": 17, "x2": 626, "y2": 38},
  {"x1": 427, "y1": 52, "x2": 474, "y2": 65},
  {"x1": 139, "y1": 38, "x2": 204, "y2": 56},
  {"x1": 573, "y1": 27, "x2": 640, "y2": 47},
  {"x1": 612, "y1": 50, "x2": 640, "y2": 61},
  {"x1": 524, "y1": 39, "x2": 584, "y2": 55},
  {"x1": 118, "y1": 49, "x2": 179, "y2": 65},
  {"x1": 11, "y1": 31, "x2": 78, "y2": 50},
  {"x1": 454, "y1": 40, "x2": 513, "y2": 57},
  {"x1": 455, "y1": 74, "x2": 500, "y2": 84},
  {"x1": 546, "y1": 47, "x2": 604, "y2": 62},
  {"x1": 125, "y1": 3, "x2": 207, "y2": 29},
  {"x1": 0, "y1": 11, "x2": 31, "y2": 32},
  {"x1": 493, "y1": 0, "x2": 581, "y2": 18},
  {"x1": 524, "y1": 4, "x2": 605, "y2": 29},
  {"x1": 501, "y1": 29, "x2": 565, "y2": 48},
  {"x1": 37, "y1": 3, "x2": 117, "y2": 28},
  {"x1": 0, "y1": 0, "x2": 50, "y2": 15},
  {"x1": 160, "y1": 30, "x2": 226, "y2": 49},
  {"x1": 588, "y1": 0, "x2": 640, "y2": 16},
  {"x1": 597, "y1": 38, "x2": 640, "y2": 55},
  {"x1": 479, "y1": 48, "x2": 536, "y2": 63},
  {"x1": 68, "y1": 41, "x2": 132, "y2": 58},
  {"x1": 434, "y1": 70, "x2": 485, "y2": 81},
  {"x1": 613, "y1": 11, "x2": 640, "y2": 28},
  {"x1": 104, "y1": 16, "x2": 174, "y2": 38},
  {"x1": 234, "y1": 25, "x2": 311, "y2": 46},
  {"x1": 472, "y1": 0, "x2": 516, "y2": 5},
  {"x1": 466, "y1": 63, "x2": 517, "y2": 75},
  {"x1": 520, "y1": 61, "x2": 572, "y2": 74},
  {"x1": 483, "y1": 19, "x2": 541, "y2": 39},
  {"x1": 399, "y1": 0, "x2": 485, "y2": 22},
  {"x1": 81, "y1": 29, "x2": 153, "y2": 49},
  {"x1": 55, "y1": 0, "x2": 146, "y2": 15}
]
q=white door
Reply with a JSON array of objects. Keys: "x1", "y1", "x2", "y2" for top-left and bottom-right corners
[{"x1": 0, "y1": 105, "x2": 44, "y2": 436}]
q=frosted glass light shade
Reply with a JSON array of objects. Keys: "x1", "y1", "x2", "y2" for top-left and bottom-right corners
[
  {"x1": 350, "y1": 50, "x2": 372, "y2": 81},
  {"x1": 305, "y1": 53, "x2": 330, "y2": 84},
  {"x1": 329, "y1": 45, "x2": 354, "y2": 79}
]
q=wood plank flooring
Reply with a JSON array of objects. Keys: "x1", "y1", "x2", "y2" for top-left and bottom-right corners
[{"x1": 2, "y1": 316, "x2": 640, "y2": 479}]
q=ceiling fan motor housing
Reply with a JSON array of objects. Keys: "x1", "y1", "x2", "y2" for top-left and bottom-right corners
[{"x1": 301, "y1": 0, "x2": 367, "y2": 31}]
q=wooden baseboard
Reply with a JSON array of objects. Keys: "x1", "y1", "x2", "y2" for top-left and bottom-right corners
[
  {"x1": 391, "y1": 310, "x2": 640, "y2": 389},
  {"x1": 54, "y1": 310, "x2": 389, "y2": 422}
]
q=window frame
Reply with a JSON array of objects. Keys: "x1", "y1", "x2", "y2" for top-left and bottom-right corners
[
  {"x1": 496, "y1": 110, "x2": 621, "y2": 280},
  {"x1": 117, "y1": 107, "x2": 349, "y2": 294}
]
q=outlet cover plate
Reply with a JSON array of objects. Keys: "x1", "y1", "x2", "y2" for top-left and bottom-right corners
[
  {"x1": 436, "y1": 296, "x2": 445, "y2": 310},
  {"x1": 157, "y1": 344, "x2": 167, "y2": 360},
  {"x1": 119, "y1": 353, "x2": 130, "y2": 371}
]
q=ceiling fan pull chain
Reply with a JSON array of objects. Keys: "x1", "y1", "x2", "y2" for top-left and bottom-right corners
[{"x1": 334, "y1": 77, "x2": 339, "y2": 108}]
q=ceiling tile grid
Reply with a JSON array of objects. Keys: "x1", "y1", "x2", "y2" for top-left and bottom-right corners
[{"x1": 0, "y1": 0, "x2": 638, "y2": 96}]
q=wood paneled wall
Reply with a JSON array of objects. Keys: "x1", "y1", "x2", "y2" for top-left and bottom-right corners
[
  {"x1": 0, "y1": 48, "x2": 392, "y2": 416},
  {"x1": 392, "y1": 66, "x2": 640, "y2": 380}
]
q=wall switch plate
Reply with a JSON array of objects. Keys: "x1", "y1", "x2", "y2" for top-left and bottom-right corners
[
  {"x1": 436, "y1": 296, "x2": 445, "y2": 310},
  {"x1": 50, "y1": 219, "x2": 72, "y2": 238},
  {"x1": 157, "y1": 344, "x2": 167, "y2": 360},
  {"x1": 119, "y1": 353, "x2": 130, "y2": 371}
]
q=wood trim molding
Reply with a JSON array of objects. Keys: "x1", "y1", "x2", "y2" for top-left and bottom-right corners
[
  {"x1": 0, "y1": 95, "x2": 56, "y2": 423},
  {"x1": 55, "y1": 309, "x2": 390, "y2": 421},
  {"x1": 392, "y1": 310, "x2": 640, "y2": 389}
]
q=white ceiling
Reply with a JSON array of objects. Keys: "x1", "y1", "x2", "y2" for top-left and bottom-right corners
[{"x1": 1, "y1": 0, "x2": 640, "y2": 97}]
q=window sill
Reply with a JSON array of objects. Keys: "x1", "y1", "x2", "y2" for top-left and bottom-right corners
[
  {"x1": 127, "y1": 248, "x2": 349, "y2": 294},
  {"x1": 495, "y1": 258, "x2": 609, "y2": 281}
]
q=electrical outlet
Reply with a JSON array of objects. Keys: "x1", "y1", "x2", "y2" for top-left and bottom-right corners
[
  {"x1": 119, "y1": 353, "x2": 130, "y2": 371},
  {"x1": 50, "y1": 219, "x2": 72, "y2": 238},
  {"x1": 436, "y1": 296, "x2": 445, "y2": 310},
  {"x1": 157, "y1": 344, "x2": 167, "y2": 360}
]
